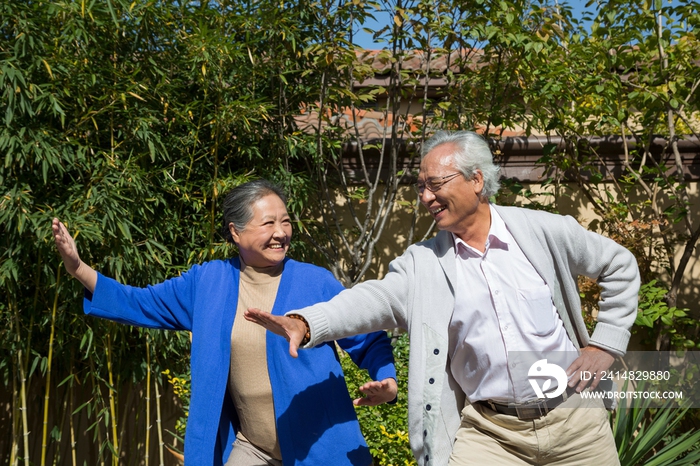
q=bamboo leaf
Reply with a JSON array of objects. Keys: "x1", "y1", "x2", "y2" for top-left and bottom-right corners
[
  {"x1": 127, "y1": 91, "x2": 146, "y2": 102},
  {"x1": 42, "y1": 59, "x2": 54, "y2": 79}
]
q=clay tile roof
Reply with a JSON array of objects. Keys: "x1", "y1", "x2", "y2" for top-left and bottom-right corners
[
  {"x1": 294, "y1": 48, "x2": 525, "y2": 142},
  {"x1": 355, "y1": 48, "x2": 483, "y2": 75}
]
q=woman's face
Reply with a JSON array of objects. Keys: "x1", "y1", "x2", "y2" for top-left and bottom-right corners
[{"x1": 229, "y1": 194, "x2": 292, "y2": 268}]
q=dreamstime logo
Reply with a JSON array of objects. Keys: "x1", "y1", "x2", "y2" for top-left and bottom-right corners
[{"x1": 528, "y1": 359, "x2": 568, "y2": 399}]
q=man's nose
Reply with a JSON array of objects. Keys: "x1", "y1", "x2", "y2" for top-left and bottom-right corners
[{"x1": 419, "y1": 188, "x2": 435, "y2": 204}]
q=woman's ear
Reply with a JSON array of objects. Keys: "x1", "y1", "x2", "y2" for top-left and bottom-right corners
[{"x1": 229, "y1": 222, "x2": 239, "y2": 244}]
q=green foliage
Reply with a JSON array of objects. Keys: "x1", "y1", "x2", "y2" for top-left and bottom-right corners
[
  {"x1": 512, "y1": 0, "x2": 700, "y2": 353},
  {"x1": 636, "y1": 280, "x2": 697, "y2": 349},
  {"x1": 0, "y1": 0, "x2": 339, "y2": 461},
  {"x1": 2, "y1": 0, "x2": 699, "y2": 463},
  {"x1": 341, "y1": 333, "x2": 415, "y2": 466},
  {"x1": 612, "y1": 382, "x2": 700, "y2": 466}
]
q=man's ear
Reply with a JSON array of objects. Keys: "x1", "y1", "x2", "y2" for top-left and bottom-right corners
[{"x1": 472, "y1": 170, "x2": 485, "y2": 195}]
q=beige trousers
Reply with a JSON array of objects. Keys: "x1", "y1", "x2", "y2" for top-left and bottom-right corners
[{"x1": 449, "y1": 393, "x2": 620, "y2": 466}]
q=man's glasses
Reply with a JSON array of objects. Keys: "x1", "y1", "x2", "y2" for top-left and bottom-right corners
[{"x1": 413, "y1": 172, "x2": 462, "y2": 194}]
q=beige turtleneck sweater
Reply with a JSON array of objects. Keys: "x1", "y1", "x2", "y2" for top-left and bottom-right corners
[{"x1": 228, "y1": 259, "x2": 283, "y2": 459}]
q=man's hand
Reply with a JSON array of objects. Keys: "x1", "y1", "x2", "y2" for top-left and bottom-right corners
[
  {"x1": 566, "y1": 346, "x2": 615, "y2": 392},
  {"x1": 244, "y1": 308, "x2": 307, "y2": 358},
  {"x1": 354, "y1": 378, "x2": 398, "y2": 406}
]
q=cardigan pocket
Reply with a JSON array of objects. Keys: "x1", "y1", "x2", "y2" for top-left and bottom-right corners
[{"x1": 517, "y1": 285, "x2": 557, "y2": 336}]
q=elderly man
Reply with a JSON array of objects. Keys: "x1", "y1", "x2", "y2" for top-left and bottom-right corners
[{"x1": 246, "y1": 131, "x2": 640, "y2": 466}]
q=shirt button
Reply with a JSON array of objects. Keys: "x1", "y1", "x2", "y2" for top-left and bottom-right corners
[
  {"x1": 426, "y1": 404, "x2": 431, "y2": 411},
  {"x1": 429, "y1": 378, "x2": 435, "y2": 384},
  {"x1": 503, "y1": 325, "x2": 509, "y2": 330},
  {"x1": 423, "y1": 430, "x2": 427, "y2": 437},
  {"x1": 425, "y1": 455, "x2": 429, "y2": 462},
  {"x1": 433, "y1": 348, "x2": 439, "y2": 355},
  {"x1": 494, "y1": 290, "x2": 500, "y2": 295}
]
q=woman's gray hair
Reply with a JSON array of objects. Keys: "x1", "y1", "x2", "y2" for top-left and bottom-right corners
[
  {"x1": 422, "y1": 131, "x2": 501, "y2": 199},
  {"x1": 221, "y1": 179, "x2": 287, "y2": 243}
]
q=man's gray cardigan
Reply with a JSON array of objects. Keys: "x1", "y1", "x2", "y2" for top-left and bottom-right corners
[{"x1": 295, "y1": 205, "x2": 640, "y2": 466}]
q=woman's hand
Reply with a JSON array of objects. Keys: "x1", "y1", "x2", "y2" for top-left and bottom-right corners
[
  {"x1": 244, "y1": 308, "x2": 307, "y2": 358},
  {"x1": 354, "y1": 378, "x2": 398, "y2": 406},
  {"x1": 52, "y1": 218, "x2": 97, "y2": 292}
]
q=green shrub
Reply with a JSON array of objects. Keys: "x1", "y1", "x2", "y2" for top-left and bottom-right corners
[
  {"x1": 611, "y1": 381, "x2": 700, "y2": 465},
  {"x1": 340, "y1": 332, "x2": 416, "y2": 466}
]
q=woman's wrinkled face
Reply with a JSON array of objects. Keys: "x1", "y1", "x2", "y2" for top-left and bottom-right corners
[{"x1": 229, "y1": 194, "x2": 292, "y2": 268}]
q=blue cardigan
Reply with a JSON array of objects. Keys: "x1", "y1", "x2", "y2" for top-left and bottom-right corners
[{"x1": 84, "y1": 257, "x2": 396, "y2": 465}]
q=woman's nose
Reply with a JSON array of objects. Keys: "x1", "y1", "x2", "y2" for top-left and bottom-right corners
[{"x1": 273, "y1": 223, "x2": 287, "y2": 238}]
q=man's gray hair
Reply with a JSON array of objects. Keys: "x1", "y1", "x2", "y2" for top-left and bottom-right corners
[
  {"x1": 221, "y1": 179, "x2": 287, "y2": 243},
  {"x1": 422, "y1": 131, "x2": 501, "y2": 199}
]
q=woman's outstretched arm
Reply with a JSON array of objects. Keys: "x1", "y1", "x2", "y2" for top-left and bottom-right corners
[{"x1": 52, "y1": 218, "x2": 97, "y2": 293}]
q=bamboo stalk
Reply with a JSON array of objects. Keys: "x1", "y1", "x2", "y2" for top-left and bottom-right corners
[
  {"x1": 17, "y1": 348, "x2": 30, "y2": 466},
  {"x1": 89, "y1": 356, "x2": 106, "y2": 466},
  {"x1": 155, "y1": 379, "x2": 165, "y2": 466},
  {"x1": 41, "y1": 267, "x2": 61, "y2": 466},
  {"x1": 105, "y1": 331, "x2": 119, "y2": 466},
  {"x1": 10, "y1": 358, "x2": 18, "y2": 466},
  {"x1": 145, "y1": 336, "x2": 152, "y2": 466},
  {"x1": 10, "y1": 297, "x2": 30, "y2": 466}
]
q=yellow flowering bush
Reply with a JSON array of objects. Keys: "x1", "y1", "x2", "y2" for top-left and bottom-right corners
[{"x1": 163, "y1": 368, "x2": 191, "y2": 439}]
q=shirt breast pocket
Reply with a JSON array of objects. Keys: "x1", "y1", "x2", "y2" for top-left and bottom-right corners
[{"x1": 517, "y1": 285, "x2": 556, "y2": 336}]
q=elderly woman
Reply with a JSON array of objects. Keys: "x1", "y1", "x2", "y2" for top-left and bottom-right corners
[{"x1": 52, "y1": 179, "x2": 397, "y2": 466}]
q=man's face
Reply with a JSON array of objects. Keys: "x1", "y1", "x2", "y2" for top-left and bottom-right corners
[{"x1": 418, "y1": 143, "x2": 484, "y2": 239}]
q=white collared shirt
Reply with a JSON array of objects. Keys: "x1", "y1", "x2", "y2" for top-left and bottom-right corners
[{"x1": 448, "y1": 205, "x2": 578, "y2": 403}]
